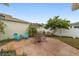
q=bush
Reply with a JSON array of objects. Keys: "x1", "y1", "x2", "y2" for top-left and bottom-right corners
[
  {"x1": 0, "y1": 49, "x2": 16, "y2": 56},
  {"x1": 0, "y1": 21, "x2": 6, "y2": 33},
  {"x1": 0, "y1": 39, "x2": 14, "y2": 46},
  {"x1": 28, "y1": 24, "x2": 37, "y2": 37}
]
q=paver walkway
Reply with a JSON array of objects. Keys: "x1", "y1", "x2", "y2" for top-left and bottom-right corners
[{"x1": 0, "y1": 37, "x2": 79, "y2": 56}]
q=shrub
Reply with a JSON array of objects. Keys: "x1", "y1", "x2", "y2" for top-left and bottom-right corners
[
  {"x1": 0, "y1": 49, "x2": 16, "y2": 56},
  {"x1": 28, "y1": 24, "x2": 37, "y2": 37},
  {"x1": 0, "y1": 39, "x2": 14, "y2": 46},
  {"x1": 0, "y1": 21, "x2": 6, "y2": 33}
]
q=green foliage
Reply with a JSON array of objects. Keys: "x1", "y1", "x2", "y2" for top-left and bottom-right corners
[
  {"x1": 28, "y1": 24, "x2": 37, "y2": 37},
  {"x1": 45, "y1": 16, "x2": 70, "y2": 30},
  {"x1": 0, "y1": 49, "x2": 16, "y2": 56},
  {"x1": 0, "y1": 21, "x2": 6, "y2": 33},
  {"x1": 0, "y1": 39, "x2": 14, "y2": 46}
]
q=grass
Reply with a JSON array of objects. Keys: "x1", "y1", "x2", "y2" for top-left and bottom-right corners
[
  {"x1": 54, "y1": 36, "x2": 79, "y2": 49},
  {"x1": 0, "y1": 39, "x2": 14, "y2": 46}
]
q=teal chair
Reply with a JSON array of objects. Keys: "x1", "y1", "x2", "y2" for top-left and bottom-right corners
[
  {"x1": 22, "y1": 32, "x2": 29, "y2": 39},
  {"x1": 13, "y1": 33, "x2": 21, "y2": 41}
]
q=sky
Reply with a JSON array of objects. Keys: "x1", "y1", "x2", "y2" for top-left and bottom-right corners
[{"x1": 0, "y1": 3, "x2": 79, "y2": 24}]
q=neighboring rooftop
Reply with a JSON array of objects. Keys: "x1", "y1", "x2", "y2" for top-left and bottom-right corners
[
  {"x1": 0, "y1": 13, "x2": 42, "y2": 27},
  {"x1": 71, "y1": 22, "x2": 79, "y2": 26},
  {"x1": 0, "y1": 13, "x2": 30, "y2": 24}
]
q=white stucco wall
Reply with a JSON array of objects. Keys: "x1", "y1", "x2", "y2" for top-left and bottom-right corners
[
  {"x1": 1, "y1": 20, "x2": 29, "y2": 39},
  {"x1": 0, "y1": 32, "x2": 3, "y2": 40},
  {"x1": 37, "y1": 27, "x2": 79, "y2": 38},
  {"x1": 54, "y1": 28, "x2": 79, "y2": 38}
]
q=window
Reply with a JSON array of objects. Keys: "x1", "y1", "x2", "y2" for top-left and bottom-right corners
[
  {"x1": 0, "y1": 15, "x2": 5, "y2": 20},
  {"x1": 74, "y1": 26, "x2": 79, "y2": 28}
]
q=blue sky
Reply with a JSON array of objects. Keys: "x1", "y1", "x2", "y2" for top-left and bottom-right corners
[{"x1": 0, "y1": 3, "x2": 79, "y2": 24}]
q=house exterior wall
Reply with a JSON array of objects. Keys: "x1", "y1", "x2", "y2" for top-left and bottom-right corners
[
  {"x1": 0, "y1": 32, "x2": 3, "y2": 40},
  {"x1": 0, "y1": 20, "x2": 29, "y2": 40}
]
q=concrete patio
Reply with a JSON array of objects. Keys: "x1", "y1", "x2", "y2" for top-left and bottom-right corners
[{"x1": 0, "y1": 37, "x2": 79, "y2": 56}]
